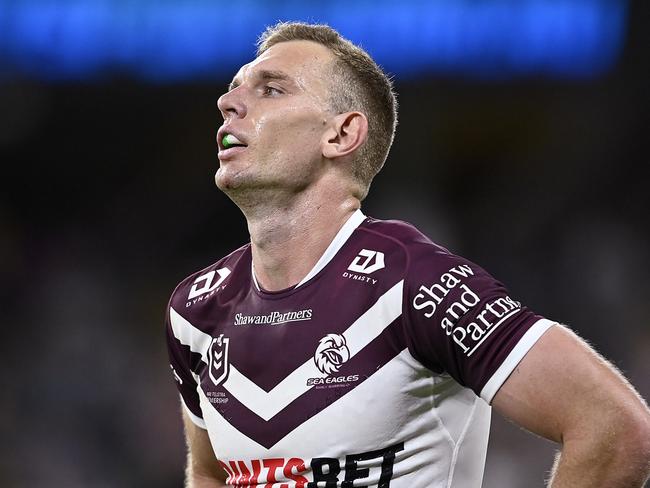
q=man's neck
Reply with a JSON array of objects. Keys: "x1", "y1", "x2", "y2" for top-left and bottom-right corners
[{"x1": 243, "y1": 190, "x2": 360, "y2": 292}]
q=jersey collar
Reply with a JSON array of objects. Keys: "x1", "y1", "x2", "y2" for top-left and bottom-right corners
[{"x1": 251, "y1": 209, "x2": 367, "y2": 292}]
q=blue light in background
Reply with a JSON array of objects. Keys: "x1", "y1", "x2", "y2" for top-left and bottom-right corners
[{"x1": 0, "y1": 0, "x2": 629, "y2": 82}]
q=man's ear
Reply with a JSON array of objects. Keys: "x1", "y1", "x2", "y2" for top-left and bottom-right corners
[{"x1": 322, "y1": 111, "x2": 368, "y2": 159}]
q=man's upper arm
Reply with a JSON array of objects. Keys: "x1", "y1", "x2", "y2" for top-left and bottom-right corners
[
  {"x1": 167, "y1": 284, "x2": 227, "y2": 485},
  {"x1": 492, "y1": 324, "x2": 650, "y2": 446},
  {"x1": 182, "y1": 409, "x2": 227, "y2": 486}
]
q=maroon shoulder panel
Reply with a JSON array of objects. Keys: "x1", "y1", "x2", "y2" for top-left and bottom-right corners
[
  {"x1": 390, "y1": 222, "x2": 541, "y2": 396},
  {"x1": 165, "y1": 244, "x2": 252, "y2": 421}
]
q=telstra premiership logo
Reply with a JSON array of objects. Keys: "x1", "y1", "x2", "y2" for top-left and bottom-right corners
[{"x1": 208, "y1": 334, "x2": 230, "y2": 387}]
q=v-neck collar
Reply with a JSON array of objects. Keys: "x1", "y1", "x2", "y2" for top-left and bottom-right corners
[{"x1": 251, "y1": 209, "x2": 366, "y2": 292}]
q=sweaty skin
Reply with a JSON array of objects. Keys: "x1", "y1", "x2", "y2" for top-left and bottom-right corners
[
  {"x1": 215, "y1": 40, "x2": 367, "y2": 291},
  {"x1": 215, "y1": 41, "x2": 336, "y2": 199},
  {"x1": 178, "y1": 34, "x2": 650, "y2": 488}
]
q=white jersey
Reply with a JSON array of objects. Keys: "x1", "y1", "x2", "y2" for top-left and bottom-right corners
[{"x1": 166, "y1": 210, "x2": 553, "y2": 487}]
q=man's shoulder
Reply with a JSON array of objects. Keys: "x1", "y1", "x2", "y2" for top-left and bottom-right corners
[
  {"x1": 167, "y1": 243, "x2": 250, "y2": 311},
  {"x1": 360, "y1": 216, "x2": 451, "y2": 258},
  {"x1": 359, "y1": 216, "x2": 481, "y2": 280}
]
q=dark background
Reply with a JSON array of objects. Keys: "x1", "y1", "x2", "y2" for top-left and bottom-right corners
[{"x1": 1, "y1": 1, "x2": 648, "y2": 486}]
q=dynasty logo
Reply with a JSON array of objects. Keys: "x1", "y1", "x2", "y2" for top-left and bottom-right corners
[
  {"x1": 342, "y1": 249, "x2": 385, "y2": 285},
  {"x1": 186, "y1": 267, "x2": 231, "y2": 307}
]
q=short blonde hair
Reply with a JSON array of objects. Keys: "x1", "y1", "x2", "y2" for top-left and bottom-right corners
[{"x1": 257, "y1": 22, "x2": 398, "y2": 200}]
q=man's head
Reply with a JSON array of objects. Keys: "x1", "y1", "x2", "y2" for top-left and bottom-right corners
[
  {"x1": 216, "y1": 22, "x2": 397, "y2": 201},
  {"x1": 257, "y1": 22, "x2": 398, "y2": 199}
]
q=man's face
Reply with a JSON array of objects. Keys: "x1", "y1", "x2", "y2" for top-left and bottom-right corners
[{"x1": 215, "y1": 40, "x2": 336, "y2": 195}]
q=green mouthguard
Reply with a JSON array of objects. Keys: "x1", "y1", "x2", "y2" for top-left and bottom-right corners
[{"x1": 222, "y1": 134, "x2": 235, "y2": 149}]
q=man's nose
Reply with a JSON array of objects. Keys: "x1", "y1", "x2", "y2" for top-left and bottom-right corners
[{"x1": 217, "y1": 88, "x2": 247, "y2": 120}]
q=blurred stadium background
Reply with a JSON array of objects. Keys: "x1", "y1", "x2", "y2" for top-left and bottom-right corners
[{"x1": 1, "y1": 0, "x2": 648, "y2": 486}]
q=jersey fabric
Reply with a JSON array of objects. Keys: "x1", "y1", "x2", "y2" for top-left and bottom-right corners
[{"x1": 166, "y1": 210, "x2": 554, "y2": 487}]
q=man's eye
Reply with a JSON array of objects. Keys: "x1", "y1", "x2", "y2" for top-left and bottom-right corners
[{"x1": 263, "y1": 85, "x2": 282, "y2": 96}]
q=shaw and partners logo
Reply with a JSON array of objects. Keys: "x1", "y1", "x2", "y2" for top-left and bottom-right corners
[
  {"x1": 307, "y1": 334, "x2": 359, "y2": 387},
  {"x1": 343, "y1": 249, "x2": 385, "y2": 285},
  {"x1": 411, "y1": 264, "x2": 523, "y2": 356},
  {"x1": 186, "y1": 267, "x2": 231, "y2": 307},
  {"x1": 234, "y1": 309, "x2": 313, "y2": 326}
]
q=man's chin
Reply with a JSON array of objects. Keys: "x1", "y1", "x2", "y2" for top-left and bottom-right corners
[
  {"x1": 215, "y1": 168, "x2": 242, "y2": 191},
  {"x1": 215, "y1": 169, "x2": 260, "y2": 196}
]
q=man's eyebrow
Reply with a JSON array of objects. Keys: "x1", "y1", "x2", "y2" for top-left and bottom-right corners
[
  {"x1": 259, "y1": 69, "x2": 291, "y2": 82},
  {"x1": 228, "y1": 70, "x2": 293, "y2": 91}
]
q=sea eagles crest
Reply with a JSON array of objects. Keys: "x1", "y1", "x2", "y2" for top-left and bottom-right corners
[
  {"x1": 314, "y1": 333, "x2": 350, "y2": 375},
  {"x1": 208, "y1": 334, "x2": 230, "y2": 386}
]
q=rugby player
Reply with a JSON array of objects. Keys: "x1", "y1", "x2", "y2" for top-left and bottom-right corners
[{"x1": 165, "y1": 22, "x2": 650, "y2": 487}]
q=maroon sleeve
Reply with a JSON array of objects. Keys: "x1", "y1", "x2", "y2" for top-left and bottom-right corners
[
  {"x1": 403, "y1": 245, "x2": 545, "y2": 399},
  {"x1": 165, "y1": 306, "x2": 205, "y2": 425}
]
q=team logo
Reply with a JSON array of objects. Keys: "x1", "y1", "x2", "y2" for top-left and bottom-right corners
[
  {"x1": 188, "y1": 267, "x2": 231, "y2": 300},
  {"x1": 208, "y1": 334, "x2": 230, "y2": 386},
  {"x1": 347, "y1": 249, "x2": 385, "y2": 274},
  {"x1": 314, "y1": 333, "x2": 350, "y2": 374}
]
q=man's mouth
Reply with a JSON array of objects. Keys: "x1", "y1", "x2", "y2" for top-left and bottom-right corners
[{"x1": 222, "y1": 133, "x2": 247, "y2": 149}]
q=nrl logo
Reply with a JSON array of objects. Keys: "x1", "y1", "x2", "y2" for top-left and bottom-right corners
[
  {"x1": 314, "y1": 333, "x2": 350, "y2": 375},
  {"x1": 208, "y1": 334, "x2": 230, "y2": 387}
]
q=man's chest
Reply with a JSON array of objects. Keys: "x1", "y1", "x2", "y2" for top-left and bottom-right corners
[{"x1": 186, "y1": 280, "x2": 411, "y2": 449}]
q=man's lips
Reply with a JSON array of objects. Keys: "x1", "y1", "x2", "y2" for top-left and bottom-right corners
[
  {"x1": 217, "y1": 127, "x2": 248, "y2": 151},
  {"x1": 216, "y1": 127, "x2": 248, "y2": 160},
  {"x1": 218, "y1": 145, "x2": 247, "y2": 160}
]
